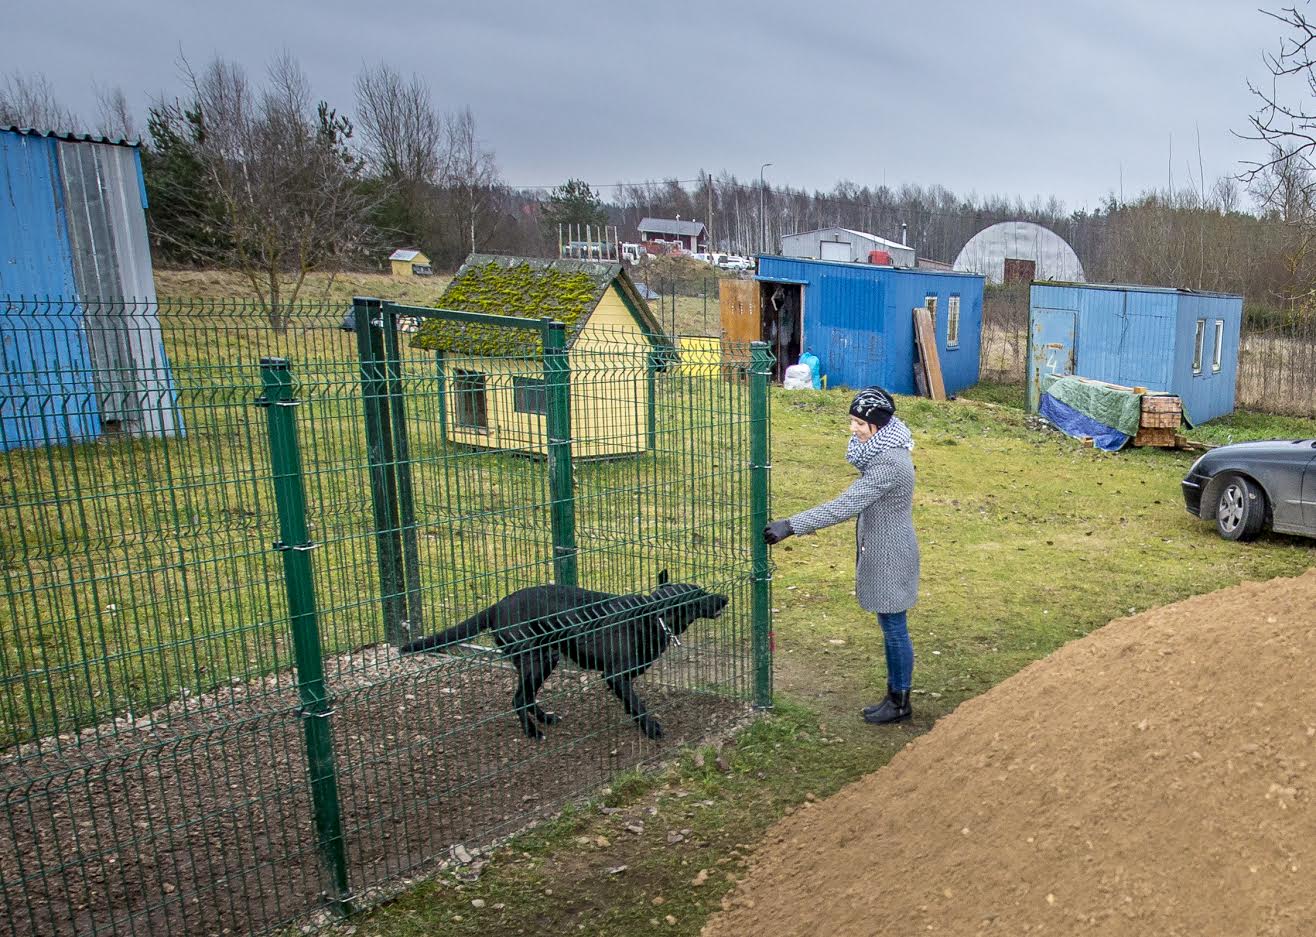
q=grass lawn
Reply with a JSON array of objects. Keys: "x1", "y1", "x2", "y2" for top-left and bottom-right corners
[{"x1": 350, "y1": 383, "x2": 1316, "y2": 936}]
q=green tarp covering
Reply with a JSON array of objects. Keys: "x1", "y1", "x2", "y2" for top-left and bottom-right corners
[{"x1": 1043, "y1": 375, "x2": 1147, "y2": 437}]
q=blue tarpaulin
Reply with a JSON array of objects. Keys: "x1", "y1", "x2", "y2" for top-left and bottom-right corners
[{"x1": 1039, "y1": 393, "x2": 1130, "y2": 451}]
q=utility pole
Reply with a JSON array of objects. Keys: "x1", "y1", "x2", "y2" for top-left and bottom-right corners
[{"x1": 759, "y1": 162, "x2": 773, "y2": 256}]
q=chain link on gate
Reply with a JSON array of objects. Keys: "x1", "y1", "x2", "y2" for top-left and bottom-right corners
[{"x1": 0, "y1": 294, "x2": 772, "y2": 937}]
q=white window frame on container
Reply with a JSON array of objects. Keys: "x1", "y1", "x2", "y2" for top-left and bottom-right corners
[
  {"x1": 1192, "y1": 319, "x2": 1206, "y2": 374},
  {"x1": 1212, "y1": 319, "x2": 1224, "y2": 373},
  {"x1": 924, "y1": 294, "x2": 938, "y2": 328},
  {"x1": 946, "y1": 295, "x2": 961, "y2": 348}
]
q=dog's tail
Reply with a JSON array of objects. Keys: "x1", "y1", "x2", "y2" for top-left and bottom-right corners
[{"x1": 399, "y1": 604, "x2": 496, "y2": 655}]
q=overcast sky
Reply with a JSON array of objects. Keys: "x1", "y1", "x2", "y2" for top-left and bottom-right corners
[{"x1": 5, "y1": 0, "x2": 1290, "y2": 211}]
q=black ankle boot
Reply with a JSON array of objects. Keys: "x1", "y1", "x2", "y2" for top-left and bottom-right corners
[
  {"x1": 862, "y1": 686, "x2": 897, "y2": 717},
  {"x1": 862, "y1": 689, "x2": 912, "y2": 725}
]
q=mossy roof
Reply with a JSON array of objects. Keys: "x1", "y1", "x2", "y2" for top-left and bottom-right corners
[{"x1": 410, "y1": 254, "x2": 666, "y2": 356}]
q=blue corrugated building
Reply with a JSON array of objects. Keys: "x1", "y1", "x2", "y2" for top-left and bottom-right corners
[
  {"x1": 1028, "y1": 282, "x2": 1243, "y2": 424},
  {"x1": 750, "y1": 255, "x2": 984, "y2": 394},
  {"x1": 0, "y1": 127, "x2": 178, "y2": 449}
]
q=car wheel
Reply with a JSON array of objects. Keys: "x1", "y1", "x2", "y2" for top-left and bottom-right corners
[{"x1": 1214, "y1": 473, "x2": 1266, "y2": 542}]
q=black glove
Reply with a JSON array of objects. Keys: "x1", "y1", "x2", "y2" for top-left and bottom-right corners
[{"x1": 764, "y1": 519, "x2": 793, "y2": 545}]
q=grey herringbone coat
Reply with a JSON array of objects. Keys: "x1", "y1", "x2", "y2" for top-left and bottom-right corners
[{"x1": 789, "y1": 447, "x2": 920, "y2": 614}]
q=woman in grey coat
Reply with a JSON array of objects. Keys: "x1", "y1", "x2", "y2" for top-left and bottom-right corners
[{"x1": 764, "y1": 387, "x2": 920, "y2": 724}]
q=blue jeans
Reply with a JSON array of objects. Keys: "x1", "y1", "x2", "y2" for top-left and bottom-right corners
[{"x1": 878, "y1": 611, "x2": 914, "y2": 692}]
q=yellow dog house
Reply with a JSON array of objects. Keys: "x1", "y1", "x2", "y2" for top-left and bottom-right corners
[{"x1": 410, "y1": 254, "x2": 668, "y2": 459}]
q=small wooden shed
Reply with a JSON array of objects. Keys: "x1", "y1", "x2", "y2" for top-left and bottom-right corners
[
  {"x1": 410, "y1": 254, "x2": 667, "y2": 458},
  {"x1": 389, "y1": 249, "x2": 433, "y2": 277}
]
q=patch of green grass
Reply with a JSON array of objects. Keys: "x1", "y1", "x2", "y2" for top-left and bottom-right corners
[
  {"x1": 1191, "y1": 409, "x2": 1316, "y2": 446},
  {"x1": 957, "y1": 379, "x2": 1026, "y2": 409}
]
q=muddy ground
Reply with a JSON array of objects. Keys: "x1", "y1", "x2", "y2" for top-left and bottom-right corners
[{"x1": 1, "y1": 645, "x2": 746, "y2": 937}]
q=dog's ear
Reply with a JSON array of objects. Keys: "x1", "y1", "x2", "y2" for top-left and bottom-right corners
[{"x1": 657, "y1": 569, "x2": 669, "y2": 587}]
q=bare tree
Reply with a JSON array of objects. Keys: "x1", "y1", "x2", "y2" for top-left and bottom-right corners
[
  {"x1": 442, "y1": 107, "x2": 502, "y2": 255},
  {"x1": 354, "y1": 63, "x2": 441, "y2": 185},
  {"x1": 1241, "y1": 7, "x2": 1316, "y2": 208},
  {"x1": 159, "y1": 53, "x2": 375, "y2": 330},
  {"x1": 0, "y1": 71, "x2": 77, "y2": 130},
  {"x1": 94, "y1": 85, "x2": 136, "y2": 140}
]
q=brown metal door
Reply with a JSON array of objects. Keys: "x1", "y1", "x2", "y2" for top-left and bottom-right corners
[{"x1": 720, "y1": 279, "x2": 760, "y2": 372}]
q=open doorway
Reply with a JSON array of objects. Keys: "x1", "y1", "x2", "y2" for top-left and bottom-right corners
[{"x1": 762, "y1": 282, "x2": 802, "y2": 382}]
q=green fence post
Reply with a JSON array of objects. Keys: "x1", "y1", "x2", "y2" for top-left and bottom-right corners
[
  {"x1": 543, "y1": 319, "x2": 578, "y2": 587},
  {"x1": 646, "y1": 347, "x2": 658, "y2": 451},
  {"x1": 435, "y1": 349, "x2": 448, "y2": 447},
  {"x1": 749, "y1": 340, "x2": 774, "y2": 709},
  {"x1": 354, "y1": 297, "x2": 406, "y2": 645},
  {"x1": 257, "y1": 357, "x2": 353, "y2": 916},
  {"x1": 380, "y1": 307, "x2": 423, "y2": 635}
]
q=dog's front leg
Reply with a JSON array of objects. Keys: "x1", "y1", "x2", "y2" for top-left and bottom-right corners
[
  {"x1": 514, "y1": 654, "x2": 552, "y2": 740},
  {"x1": 605, "y1": 672, "x2": 662, "y2": 740}
]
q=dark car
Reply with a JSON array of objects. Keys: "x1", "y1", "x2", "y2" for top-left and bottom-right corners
[{"x1": 1181, "y1": 439, "x2": 1316, "y2": 541}]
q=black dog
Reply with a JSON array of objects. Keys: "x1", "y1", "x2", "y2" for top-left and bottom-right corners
[{"x1": 400, "y1": 572, "x2": 728, "y2": 740}]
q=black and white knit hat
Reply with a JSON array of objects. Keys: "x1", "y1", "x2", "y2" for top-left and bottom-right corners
[{"x1": 848, "y1": 386, "x2": 896, "y2": 426}]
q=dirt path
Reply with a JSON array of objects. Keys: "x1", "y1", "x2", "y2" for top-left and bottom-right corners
[{"x1": 704, "y1": 568, "x2": 1316, "y2": 937}]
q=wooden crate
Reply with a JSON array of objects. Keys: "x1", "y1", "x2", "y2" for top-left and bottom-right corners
[{"x1": 1131, "y1": 395, "x2": 1183, "y2": 447}]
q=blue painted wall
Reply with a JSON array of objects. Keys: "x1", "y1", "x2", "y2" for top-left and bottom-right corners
[
  {"x1": 1173, "y1": 291, "x2": 1242, "y2": 424},
  {"x1": 757, "y1": 256, "x2": 984, "y2": 395},
  {"x1": 1029, "y1": 283, "x2": 1242, "y2": 423},
  {"x1": 0, "y1": 131, "x2": 101, "y2": 447}
]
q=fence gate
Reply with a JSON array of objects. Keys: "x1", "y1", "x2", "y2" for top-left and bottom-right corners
[{"x1": 0, "y1": 293, "x2": 775, "y2": 937}]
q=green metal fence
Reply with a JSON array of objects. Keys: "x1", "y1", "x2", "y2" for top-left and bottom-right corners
[{"x1": 0, "y1": 295, "x2": 772, "y2": 936}]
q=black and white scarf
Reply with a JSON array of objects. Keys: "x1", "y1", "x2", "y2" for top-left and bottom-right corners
[{"x1": 846, "y1": 416, "x2": 914, "y2": 470}]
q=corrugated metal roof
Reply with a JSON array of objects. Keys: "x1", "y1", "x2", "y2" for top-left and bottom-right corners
[
  {"x1": 759, "y1": 254, "x2": 983, "y2": 280},
  {"x1": 2, "y1": 125, "x2": 140, "y2": 149},
  {"x1": 784, "y1": 226, "x2": 911, "y2": 253},
  {"x1": 1034, "y1": 279, "x2": 1241, "y2": 299},
  {"x1": 389, "y1": 249, "x2": 425, "y2": 262},
  {"x1": 638, "y1": 217, "x2": 705, "y2": 237}
]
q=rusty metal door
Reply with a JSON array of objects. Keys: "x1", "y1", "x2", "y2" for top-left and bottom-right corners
[
  {"x1": 1029, "y1": 308, "x2": 1077, "y2": 411},
  {"x1": 720, "y1": 279, "x2": 760, "y2": 371}
]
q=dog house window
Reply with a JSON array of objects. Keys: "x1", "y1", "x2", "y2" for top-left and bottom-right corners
[
  {"x1": 513, "y1": 376, "x2": 547, "y2": 415},
  {"x1": 946, "y1": 296, "x2": 961, "y2": 348},
  {"x1": 1193, "y1": 319, "x2": 1206, "y2": 374},
  {"x1": 925, "y1": 295, "x2": 938, "y2": 328},
  {"x1": 1212, "y1": 320, "x2": 1224, "y2": 373},
  {"x1": 454, "y1": 369, "x2": 488, "y2": 430}
]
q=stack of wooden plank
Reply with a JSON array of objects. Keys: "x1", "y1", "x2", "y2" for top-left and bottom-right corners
[{"x1": 1132, "y1": 394, "x2": 1183, "y2": 448}]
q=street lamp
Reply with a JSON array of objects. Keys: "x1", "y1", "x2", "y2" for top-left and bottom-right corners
[{"x1": 759, "y1": 162, "x2": 773, "y2": 256}]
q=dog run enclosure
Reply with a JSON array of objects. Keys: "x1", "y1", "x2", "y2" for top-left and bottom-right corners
[{"x1": 0, "y1": 295, "x2": 772, "y2": 937}]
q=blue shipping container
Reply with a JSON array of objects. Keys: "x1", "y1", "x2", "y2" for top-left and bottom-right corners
[
  {"x1": 1028, "y1": 282, "x2": 1243, "y2": 424},
  {"x1": 755, "y1": 256, "x2": 984, "y2": 395}
]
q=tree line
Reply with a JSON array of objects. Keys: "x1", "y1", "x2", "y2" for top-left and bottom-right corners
[{"x1": 5, "y1": 26, "x2": 1316, "y2": 325}]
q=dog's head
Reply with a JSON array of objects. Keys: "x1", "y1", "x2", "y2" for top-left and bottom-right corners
[{"x1": 650, "y1": 569, "x2": 729, "y2": 635}]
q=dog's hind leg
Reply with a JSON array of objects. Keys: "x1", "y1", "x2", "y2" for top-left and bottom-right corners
[
  {"x1": 604, "y1": 672, "x2": 662, "y2": 740},
  {"x1": 514, "y1": 651, "x2": 556, "y2": 740}
]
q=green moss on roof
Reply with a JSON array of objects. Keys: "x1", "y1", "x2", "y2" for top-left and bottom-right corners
[{"x1": 411, "y1": 255, "x2": 622, "y2": 355}]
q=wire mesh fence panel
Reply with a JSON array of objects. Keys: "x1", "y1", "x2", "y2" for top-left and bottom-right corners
[{"x1": 0, "y1": 295, "x2": 770, "y2": 936}]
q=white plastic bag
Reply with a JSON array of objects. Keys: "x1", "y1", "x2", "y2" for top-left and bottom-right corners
[{"x1": 782, "y1": 363, "x2": 813, "y2": 390}]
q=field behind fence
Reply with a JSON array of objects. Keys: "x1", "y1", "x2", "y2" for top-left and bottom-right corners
[
  {"x1": 980, "y1": 284, "x2": 1316, "y2": 416},
  {"x1": 0, "y1": 297, "x2": 768, "y2": 937}
]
